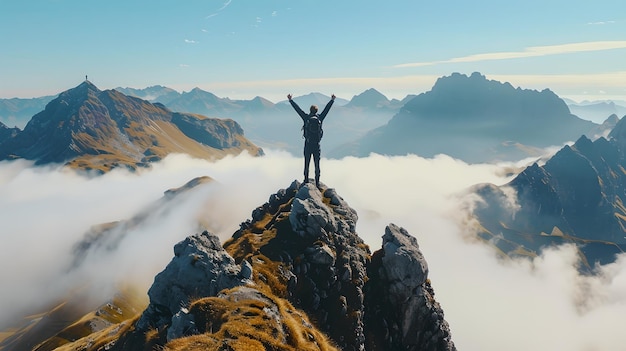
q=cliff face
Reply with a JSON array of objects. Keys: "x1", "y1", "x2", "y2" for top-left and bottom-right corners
[
  {"x1": 0, "y1": 121, "x2": 20, "y2": 144},
  {"x1": 472, "y1": 119, "x2": 626, "y2": 267},
  {"x1": 48, "y1": 181, "x2": 455, "y2": 351}
]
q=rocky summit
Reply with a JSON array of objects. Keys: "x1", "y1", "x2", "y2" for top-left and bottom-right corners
[
  {"x1": 0, "y1": 80, "x2": 263, "y2": 173},
  {"x1": 31, "y1": 181, "x2": 455, "y2": 351}
]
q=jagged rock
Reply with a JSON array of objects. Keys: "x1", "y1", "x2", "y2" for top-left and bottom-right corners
[
  {"x1": 289, "y1": 183, "x2": 338, "y2": 238},
  {"x1": 41, "y1": 181, "x2": 455, "y2": 351},
  {"x1": 305, "y1": 243, "x2": 336, "y2": 266},
  {"x1": 474, "y1": 129, "x2": 626, "y2": 267},
  {"x1": 167, "y1": 308, "x2": 197, "y2": 341},
  {"x1": 0, "y1": 121, "x2": 20, "y2": 145},
  {"x1": 136, "y1": 231, "x2": 251, "y2": 331},
  {"x1": 223, "y1": 182, "x2": 454, "y2": 351},
  {"x1": 381, "y1": 224, "x2": 429, "y2": 304},
  {"x1": 364, "y1": 224, "x2": 456, "y2": 351}
]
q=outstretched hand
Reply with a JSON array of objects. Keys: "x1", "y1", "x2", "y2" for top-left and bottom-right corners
[{"x1": 287, "y1": 94, "x2": 292, "y2": 100}]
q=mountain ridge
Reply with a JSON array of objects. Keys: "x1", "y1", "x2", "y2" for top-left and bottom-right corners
[
  {"x1": 0, "y1": 180, "x2": 456, "y2": 350},
  {"x1": 330, "y1": 72, "x2": 599, "y2": 162},
  {"x1": 0, "y1": 81, "x2": 263, "y2": 173},
  {"x1": 471, "y1": 117, "x2": 626, "y2": 268}
]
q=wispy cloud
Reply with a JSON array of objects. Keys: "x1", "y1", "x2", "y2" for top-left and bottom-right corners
[
  {"x1": 217, "y1": 0, "x2": 232, "y2": 12},
  {"x1": 394, "y1": 41, "x2": 626, "y2": 68},
  {"x1": 205, "y1": 0, "x2": 232, "y2": 19},
  {"x1": 272, "y1": 11, "x2": 278, "y2": 17},
  {"x1": 587, "y1": 20, "x2": 616, "y2": 25},
  {"x1": 184, "y1": 39, "x2": 198, "y2": 44},
  {"x1": 178, "y1": 64, "x2": 190, "y2": 68}
]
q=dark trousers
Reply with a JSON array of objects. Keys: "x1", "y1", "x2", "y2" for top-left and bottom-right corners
[{"x1": 304, "y1": 141, "x2": 321, "y2": 184}]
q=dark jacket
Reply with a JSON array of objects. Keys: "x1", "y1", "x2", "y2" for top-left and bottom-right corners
[
  {"x1": 289, "y1": 98, "x2": 334, "y2": 145},
  {"x1": 289, "y1": 98, "x2": 334, "y2": 123}
]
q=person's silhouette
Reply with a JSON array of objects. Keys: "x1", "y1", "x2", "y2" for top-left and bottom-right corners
[{"x1": 288, "y1": 93, "x2": 336, "y2": 187}]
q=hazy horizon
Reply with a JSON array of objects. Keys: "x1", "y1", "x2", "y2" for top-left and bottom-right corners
[{"x1": 2, "y1": 75, "x2": 626, "y2": 107}]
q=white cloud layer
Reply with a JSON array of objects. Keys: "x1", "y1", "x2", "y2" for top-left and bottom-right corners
[{"x1": 1, "y1": 151, "x2": 626, "y2": 350}]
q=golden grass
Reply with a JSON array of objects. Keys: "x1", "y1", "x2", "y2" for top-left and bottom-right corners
[
  {"x1": 165, "y1": 286, "x2": 338, "y2": 351},
  {"x1": 0, "y1": 332, "x2": 14, "y2": 343},
  {"x1": 65, "y1": 118, "x2": 262, "y2": 172},
  {"x1": 54, "y1": 317, "x2": 138, "y2": 351},
  {"x1": 4, "y1": 285, "x2": 149, "y2": 351}
]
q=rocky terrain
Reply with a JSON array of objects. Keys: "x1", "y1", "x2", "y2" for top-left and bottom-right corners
[
  {"x1": 1, "y1": 181, "x2": 456, "y2": 350},
  {"x1": 0, "y1": 121, "x2": 20, "y2": 141},
  {"x1": 0, "y1": 81, "x2": 262, "y2": 173},
  {"x1": 471, "y1": 114, "x2": 626, "y2": 268}
]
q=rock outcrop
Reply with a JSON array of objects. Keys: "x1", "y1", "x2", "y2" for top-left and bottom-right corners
[
  {"x1": 32, "y1": 181, "x2": 456, "y2": 350},
  {"x1": 0, "y1": 121, "x2": 20, "y2": 145},
  {"x1": 136, "y1": 232, "x2": 253, "y2": 333},
  {"x1": 364, "y1": 224, "x2": 454, "y2": 350}
]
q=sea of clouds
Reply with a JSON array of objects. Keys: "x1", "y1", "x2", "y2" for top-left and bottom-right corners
[{"x1": 1, "y1": 150, "x2": 626, "y2": 350}]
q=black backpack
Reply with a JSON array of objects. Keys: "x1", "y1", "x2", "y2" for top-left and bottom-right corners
[{"x1": 303, "y1": 115, "x2": 323, "y2": 141}]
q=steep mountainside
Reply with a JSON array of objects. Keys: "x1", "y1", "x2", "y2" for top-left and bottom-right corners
[
  {"x1": 0, "y1": 81, "x2": 262, "y2": 172},
  {"x1": 331, "y1": 72, "x2": 598, "y2": 162},
  {"x1": 0, "y1": 121, "x2": 20, "y2": 145},
  {"x1": 3, "y1": 181, "x2": 456, "y2": 351},
  {"x1": 471, "y1": 116, "x2": 626, "y2": 268}
]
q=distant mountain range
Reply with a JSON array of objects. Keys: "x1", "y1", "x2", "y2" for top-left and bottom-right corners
[
  {"x1": 472, "y1": 116, "x2": 626, "y2": 269},
  {"x1": 563, "y1": 99, "x2": 626, "y2": 124},
  {"x1": 0, "y1": 95, "x2": 55, "y2": 128},
  {"x1": 0, "y1": 81, "x2": 262, "y2": 172},
  {"x1": 330, "y1": 72, "x2": 613, "y2": 162},
  {"x1": 2, "y1": 73, "x2": 625, "y2": 163},
  {"x1": 118, "y1": 87, "x2": 406, "y2": 156}
]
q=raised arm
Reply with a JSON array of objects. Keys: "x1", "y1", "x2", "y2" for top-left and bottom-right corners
[
  {"x1": 288, "y1": 94, "x2": 308, "y2": 120},
  {"x1": 319, "y1": 94, "x2": 336, "y2": 121}
]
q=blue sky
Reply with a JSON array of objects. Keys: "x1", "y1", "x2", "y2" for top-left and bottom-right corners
[{"x1": 1, "y1": 0, "x2": 625, "y2": 102}]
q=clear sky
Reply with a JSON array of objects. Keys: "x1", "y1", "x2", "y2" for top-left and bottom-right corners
[{"x1": 1, "y1": 0, "x2": 625, "y2": 103}]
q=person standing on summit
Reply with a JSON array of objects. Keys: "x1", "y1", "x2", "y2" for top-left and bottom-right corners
[{"x1": 288, "y1": 93, "x2": 336, "y2": 188}]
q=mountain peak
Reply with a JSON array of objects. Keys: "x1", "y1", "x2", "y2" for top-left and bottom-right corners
[
  {"x1": 0, "y1": 83, "x2": 262, "y2": 171},
  {"x1": 75, "y1": 79, "x2": 100, "y2": 93},
  {"x1": 608, "y1": 114, "x2": 626, "y2": 144},
  {"x1": 126, "y1": 181, "x2": 456, "y2": 350},
  {"x1": 347, "y1": 88, "x2": 390, "y2": 108}
]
